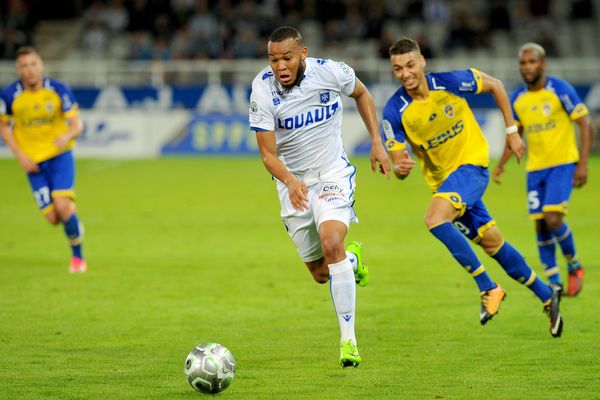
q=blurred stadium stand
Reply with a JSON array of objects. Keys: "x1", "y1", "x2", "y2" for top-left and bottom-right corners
[
  {"x1": 1, "y1": 0, "x2": 599, "y2": 86},
  {"x1": 1, "y1": 0, "x2": 599, "y2": 155}
]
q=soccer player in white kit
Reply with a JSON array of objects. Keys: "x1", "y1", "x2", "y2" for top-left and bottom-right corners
[{"x1": 249, "y1": 26, "x2": 390, "y2": 367}]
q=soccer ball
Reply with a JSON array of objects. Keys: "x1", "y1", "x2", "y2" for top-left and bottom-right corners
[{"x1": 184, "y1": 342, "x2": 236, "y2": 394}]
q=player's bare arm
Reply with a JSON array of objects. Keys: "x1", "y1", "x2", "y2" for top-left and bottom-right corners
[
  {"x1": 256, "y1": 130, "x2": 308, "y2": 210},
  {"x1": 479, "y1": 71, "x2": 526, "y2": 162},
  {"x1": 0, "y1": 120, "x2": 39, "y2": 173},
  {"x1": 573, "y1": 114, "x2": 594, "y2": 187},
  {"x1": 55, "y1": 114, "x2": 84, "y2": 150},
  {"x1": 492, "y1": 126, "x2": 524, "y2": 184},
  {"x1": 350, "y1": 78, "x2": 391, "y2": 178},
  {"x1": 389, "y1": 149, "x2": 416, "y2": 180}
]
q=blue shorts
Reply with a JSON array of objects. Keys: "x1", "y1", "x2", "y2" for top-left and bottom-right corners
[
  {"x1": 434, "y1": 165, "x2": 495, "y2": 243},
  {"x1": 27, "y1": 150, "x2": 76, "y2": 214},
  {"x1": 527, "y1": 163, "x2": 576, "y2": 219}
]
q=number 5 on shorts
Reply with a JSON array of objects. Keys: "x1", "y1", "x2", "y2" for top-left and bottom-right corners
[{"x1": 528, "y1": 190, "x2": 540, "y2": 212}]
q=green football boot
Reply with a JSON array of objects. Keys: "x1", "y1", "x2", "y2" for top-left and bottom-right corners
[
  {"x1": 346, "y1": 241, "x2": 369, "y2": 287},
  {"x1": 339, "y1": 339, "x2": 361, "y2": 368}
]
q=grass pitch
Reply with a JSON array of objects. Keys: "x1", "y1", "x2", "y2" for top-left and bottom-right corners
[{"x1": 1, "y1": 156, "x2": 599, "y2": 399}]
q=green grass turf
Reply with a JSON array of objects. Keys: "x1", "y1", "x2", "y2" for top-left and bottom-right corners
[{"x1": 1, "y1": 156, "x2": 599, "y2": 399}]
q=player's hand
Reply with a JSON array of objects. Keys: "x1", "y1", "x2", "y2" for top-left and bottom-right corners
[
  {"x1": 370, "y1": 142, "x2": 391, "y2": 179},
  {"x1": 17, "y1": 154, "x2": 39, "y2": 173},
  {"x1": 492, "y1": 165, "x2": 504, "y2": 184},
  {"x1": 573, "y1": 163, "x2": 588, "y2": 188},
  {"x1": 394, "y1": 149, "x2": 416, "y2": 177},
  {"x1": 506, "y1": 134, "x2": 525, "y2": 163},
  {"x1": 286, "y1": 177, "x2": 309, "y2": 211},
  {"x1": 54, "y1": 133, "x2": 72, "y2": 150}
]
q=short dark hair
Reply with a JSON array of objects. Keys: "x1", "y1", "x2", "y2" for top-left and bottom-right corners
[
  {"x1": 16, "y1": 46, "x2": 40, "y2": 58},
  {"x1": 389, "y1": 37, "x2": 421, "y2": 56},
  {"x1": 268, "y1": 26, "x2": 303, "y2": 46}
]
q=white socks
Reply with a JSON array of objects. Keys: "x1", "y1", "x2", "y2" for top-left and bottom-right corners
[{"x1": 328, "y1": 258, "x2": 356, "y2": 344}]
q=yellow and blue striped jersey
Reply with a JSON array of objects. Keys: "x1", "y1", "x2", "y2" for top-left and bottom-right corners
[
  {"x1": 0, "y1": 77, "x2": 80, "y2": 163},
  {"x1": 381, "y1": 68, "x2": 488, "y2": 191},
  {"x1": 511, "y1": 76, "x2": 588, "y2": 171}
]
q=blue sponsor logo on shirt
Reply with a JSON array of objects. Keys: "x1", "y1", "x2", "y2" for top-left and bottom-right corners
[
  {"x1": 277, "y1": 100, "x2": 339, "y2": 130},
  {"x1": 420, "y1": 120, "x2": 464, "y2": 151}
]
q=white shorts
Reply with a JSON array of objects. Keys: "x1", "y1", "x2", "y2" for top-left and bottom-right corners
[{"x1": 277, "y1": 163, "x2": 358, "y2": 262}]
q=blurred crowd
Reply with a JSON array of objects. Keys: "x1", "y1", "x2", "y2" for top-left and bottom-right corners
[
  {"x1": 1, "y1": 0, "x2": 598, "y2": 61},
  {"x1": 0, "y1": 0, "x2": 38, "y2": 59}
]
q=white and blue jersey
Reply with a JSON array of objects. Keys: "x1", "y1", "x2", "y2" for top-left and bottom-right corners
[
  {"x1": 249, "y1": 57, "x2": 358, "y2": 262},
  {"x1": 249, "y1": 57, "x2": 356, "y2": 184}
]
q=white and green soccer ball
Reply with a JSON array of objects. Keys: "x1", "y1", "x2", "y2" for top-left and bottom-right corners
[{"x1": 184, "y1": 342, "x2": 236, "y2": 394}]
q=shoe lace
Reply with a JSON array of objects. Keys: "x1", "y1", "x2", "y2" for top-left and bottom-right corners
[
  {"x1": 543, "y1": 298, "x2": 553, "y2": 316},
  {"x1": 481, "y1": 291, "x2": 491, "y2": 307},
  {"x1": 342, "y1": 340, "x2": 357, "y2": 355}
]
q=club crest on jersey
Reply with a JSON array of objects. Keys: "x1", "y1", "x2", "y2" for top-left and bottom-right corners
[
  {"x1": 443, "y1": 104, "x2": 454, "y2": 118},
  {"x1": 272, "y1": 97, "x2": 281, "y2": 105},
  {"x1": 319, "y1": 91, "x2": 330, "y2": 104},
  {"x1": 45, "y1": 102, "x2": 55, "y2": 112},
  {"x1": 542, "y1": 102, "x2": 552, "y2": 116}
]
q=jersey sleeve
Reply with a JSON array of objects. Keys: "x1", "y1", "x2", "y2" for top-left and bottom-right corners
[
  {"x1": 249, "y1": 75, "x2": 275, "y2": 132},
  {"x1": 0, "y1": 90, "x2": 12, "y2": 122},
  {"x1": 327, "y1": 60, "x2": 356, "y2": 96},
  {"x1": 553, "y1": 78, "x2": 589, "y2": 121},
  {"x1": 431, "y1": 68, "x2": 483, "y2": 97},
  {"x1": 381, "y1": 100, "x2": 406, "y2": 152},
  {"x1": 509, "y1": 89, "x2": 522, "y2": 126},
  {"x1": 316, "y1": 59, "x2": 356, "y2": 96},
  {"x1": 51, "y1": 80, "x2": 79, "y2": 118}
]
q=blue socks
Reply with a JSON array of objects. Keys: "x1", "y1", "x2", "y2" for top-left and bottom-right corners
[
  {"x1": 430, "y1": 222, "x2": 495, "y2": 292},
  {"x1": 492, "y1": 241, "x2": 552, "y2": 302},
  {"x1": 429, "y1": 222, "x2": 554, "y2": 303},
  {"x1": 537, "y1": 230, "x2": 560, "y2": 284},
  {"x1": 63, "y1": 213, "x2": 84, "y2": 259},
  {"x1": 551, "y1": 223, "x2": 579, "y2": 271}
]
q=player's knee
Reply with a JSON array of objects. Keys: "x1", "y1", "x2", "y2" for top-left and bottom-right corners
[
  {"x1": 479, "y1": 228, "x2": 504, "y2": 255},
  {"x1": 54, "y1": 200, "x2": 74, "y2": 222},
  {"x1": 543, "y1": 212, "x2": 563, "y2": 231},
  {"x1": 320, "y1": 236, "x2": 345, "y2": 262},
  {"x1": 424, "y1": 213, "x2": 446, "y2": 230},
  {"x1": 44, "y1": 211, "x2": 59, "y2": 225},
  {"x1": 481, "y1": 242, "x2": 500, "y2": 256}
]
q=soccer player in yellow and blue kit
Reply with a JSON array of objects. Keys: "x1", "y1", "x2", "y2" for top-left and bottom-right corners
[
  {"x1": 493, "y1": 43, "x2": 593, "y2": 297},
  {"x1": 0, "y1": 47, "x2": 87, "y2": 273},
  {"x1": 381, "y1": 37, "x2": 562, "y2": 337}
]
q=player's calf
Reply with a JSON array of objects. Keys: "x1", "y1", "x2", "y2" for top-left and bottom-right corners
[{"x1": 305, "y1": 259, "x2": 330, "y2": 284}]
